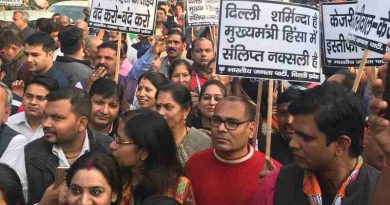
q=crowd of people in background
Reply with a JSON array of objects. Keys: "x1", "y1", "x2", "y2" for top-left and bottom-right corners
[{"x1": 0, "y1": 0, "x2": 389, "y2": 205}]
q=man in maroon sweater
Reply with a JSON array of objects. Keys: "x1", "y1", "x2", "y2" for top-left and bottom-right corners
[{"x1": 185, "y1": 96, "x2": 281, "y2": 205}]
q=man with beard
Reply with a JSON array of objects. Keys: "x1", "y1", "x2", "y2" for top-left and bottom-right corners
[
  {"x1": 88, "y1": 78, "x2": 120, "y2": 136},
  {"x1": 258, "y1": 88, "x2": 303, "y2": 165},
  {"x1": 7, "y1": 75, "x2": 59, "y2": 142},
  {"x1": 159, "y1": 29, "x2": 192, "y2": 77},
  {"x1": 24, "y1": 32, "x2": 69, "y2": 87},
  {"x1": 189, "y1": 37, "x2": 215, "y2": 92},
  {"x1": 15, "y1": 88, "x2": 112, "y2": 204},
  {"x1": 0, "y1": 29, "x2": 28, "y2": 88}
]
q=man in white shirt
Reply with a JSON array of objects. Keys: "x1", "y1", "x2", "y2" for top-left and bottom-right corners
[
  {"x1": 7, "y1": 75, "x2": 59, "y2": 142},
  {"x1": 0, "y1": 82, "x2": 27, "y2": 168},
  {"x1": 14, "y1": 88, "x2": 112, "y2": 204}
]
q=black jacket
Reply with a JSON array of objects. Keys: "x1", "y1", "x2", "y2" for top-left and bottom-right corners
[
  {"x1": 24, "y1": 129, "x2": 112, "y2": 204},
  {"x1": 274, "y1": 163, "x2": 379, "y2": 205}
]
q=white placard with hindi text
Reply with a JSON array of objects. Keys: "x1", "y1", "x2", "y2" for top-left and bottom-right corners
[
  {"x1": 217, "y1": 0, "x2": 321, "y2": 83},
  {"x1": 186, "y1": 0, "x2": 219, "y2": 27},
  {"x1": 0, "y1": 0, "x2": 22, "y2": 6},
  {"x1": 321, "y1": 2, "x2": 384, "y2": 67},
  {"x1": 347, "y1": 0, "x2": 390, "y2": 54},
  {"x1": 89, "y1": 0, "x2": 157, "y2": 35}
]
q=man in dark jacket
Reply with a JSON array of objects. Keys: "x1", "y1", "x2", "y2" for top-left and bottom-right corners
[
  {"x1": 54, "y1": 26, "x2": 91, "y2": 85},
  {"x1": 15, "y1": 88, "x2": 112, "y2": 204},
  {"x1": 253, "y1": 83, "x2": 379, "y2": 205}
]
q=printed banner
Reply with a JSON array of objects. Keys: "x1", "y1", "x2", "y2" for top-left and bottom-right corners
[
  {"x1": 217, "y1": 0, "x2": 321, "y2": 83},
  {"x1": 89, "y1": 0, "x2": 157, "y2": 35},
  {"x1": 0, "y1": 0, "x2": 22, "y2": 6},
  {"x1": 186, "y1": 0, "x2": 219, "y2": 26},
  {"x1": 347, "y1": 0, "x2": 390, "y2": 54},
  {"x1": 321, "y1": 2, "x2": 384, "y2": 67}
]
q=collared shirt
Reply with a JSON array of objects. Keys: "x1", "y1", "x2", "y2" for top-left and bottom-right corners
[
  {"x1": 52, "y1": 131, "x2": 91, "y2": 167},
  {"x1": 0, "y1": 127, "x2": 28, "y2": 168},
  {"x1": 7, "y1": 112, "x2": 44, "y2": 143},
  {"x1": 14, "y1": 130, "x2": 90, "y2": 201}
]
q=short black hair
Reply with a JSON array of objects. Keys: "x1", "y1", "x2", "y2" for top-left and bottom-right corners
[
  {"x1": 24, "y1": 31, "x2": 56, "y2": 52},
  {"x1": 40, "y1": 20, "x2": 61, "y2": 35},
  {"x1": 277, "y1": 87, "x2": 304, "y2": 105},
  {"x1": 138, "y1": 71, "x2": 169, "y2": 91},
  {"x1": 35, "y1": 18, "x2": 51, "y2": 31},
  {"x1": 168, "y1": 59, "x2": 192, "y2": 79},
  {"x1": 0, "y1": 29, "x2": 22, "y2": 48},
  {"x1": 89, "y1": 78, "x2": 121, "y2": 100},
  {"x1": 24, "y1": 75, "x2": 59, "y2": 93},
  {"x1": 167, "y1": 29, "x2": 185, "y2": 42},
  {"x1": 157, "y1": 83, "x2": 192, "y2": 110},
  {"x1": 329, "y1": 69, "x2": 355, "y2": 90},
  {"x1": 0, "y1": 163, "x2": 25, "y2": 205},
  {"x1": 288, "y1": 83, "x2": 365, "y2": 157},
  {"x1": 219, "y1": 96, "x2": 255, "y2": 121},
  {"x1": 97, "y1": 41, "x2": 125, "y2": 59},
  {"x1": 66, "y1": 152, "x2": 122, "y2": 203},
  {"x1": 46, "y1": 88, "x2": 91, "y2": 118},
  {"x1": 59, "y1": 26, "x2": 83, "y2": 54}
]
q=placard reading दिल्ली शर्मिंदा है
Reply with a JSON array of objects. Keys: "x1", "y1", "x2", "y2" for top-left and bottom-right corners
[{"x1": 217, "y1": 0, "x2": 321, "y2": 83}]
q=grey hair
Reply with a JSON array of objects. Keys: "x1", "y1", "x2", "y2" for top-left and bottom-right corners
[
  {"x1": 0, "y1": 82, "x2": 12, "y2": 108},
  {"x1": 13, "y1": 10, "x2": 29, "y2": 22}
]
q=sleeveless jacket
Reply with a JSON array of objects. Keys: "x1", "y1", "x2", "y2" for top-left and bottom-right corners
[{"x1": 274, "y1": 163, "x2": 379, "y2": 205}]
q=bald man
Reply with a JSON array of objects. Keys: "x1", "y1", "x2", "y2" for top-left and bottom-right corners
[
  {"x1": 58, "y1": 15, "x2": 70, "y2": 28},
  {"x1": 84, "y1": 36, "x2": 103, "y2": 69},
  {"x1": 75, "y1": 20, "x2": 90, "y2": 37}
]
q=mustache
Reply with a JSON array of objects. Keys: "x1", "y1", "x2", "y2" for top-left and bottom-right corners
[
  {"x1": 43, "y1": 128, "x2": 56, "y2": 134},
  {"x1": 96, "y1": 63, "x2": 109, "y2": 69},
  {"x1": 167, "y1": 48, "x2": 177, "y2": 52}
]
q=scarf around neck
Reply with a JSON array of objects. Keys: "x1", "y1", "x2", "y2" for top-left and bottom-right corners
[{"x1": 303, "y1": 156, "x2": 363, "y2": 205}]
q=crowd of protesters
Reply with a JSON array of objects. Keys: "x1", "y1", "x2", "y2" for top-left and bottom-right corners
[{"x1": 0, "y1": 0, "x2": 389, "y2": 205}]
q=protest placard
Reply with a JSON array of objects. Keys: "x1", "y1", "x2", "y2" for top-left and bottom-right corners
[
  {"x1": 217, "y1": 0, "x2": 321, "y2": 83},
  {"x1": 0, "y1": 0, "x2": 22, "y2": 7},
  {"x1": 322, "y1": 2, "x2": 384, "y2": 67},
  {"x1": 186, "y1": 0, "x2": 219, "y2": 27},
  {"x1": 89, "y1": 0, "x2": 157, "y2": 35},
  {"x1": 347, "y1": 0, "x2": 390, "y2": 54}
]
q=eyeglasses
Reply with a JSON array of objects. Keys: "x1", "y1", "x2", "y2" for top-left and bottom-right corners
[
  {"x1": 209, "y1": 117, "x2": 251, "y2": 130},
  {"x1": 114, "y1": 133, "x2": 136, "y2": 145}
]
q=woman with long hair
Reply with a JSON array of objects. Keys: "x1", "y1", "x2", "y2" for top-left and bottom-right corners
[{"x1": 110, "y1": 109, "x2": 195, "y2": 205}]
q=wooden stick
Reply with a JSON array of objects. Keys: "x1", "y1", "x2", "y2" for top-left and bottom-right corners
[
  {"x1": 352, "y1": 49, "x2": 369, "y2": 92},
  {"x1": 209, "y1": 25, "x2": 215, "y2": 46},
  {"x1": 265, "y1": 80, "x2": 274, "y2": 160},
  {"x1": 252, "y1": 80, "x2": 263, "y2": 147},
  {"x1": 371, "y1": 67, "x2": 377, "y2": 83},
  {"x1": 114, "y1": 32, "x2": 122, "y2": 83}
]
